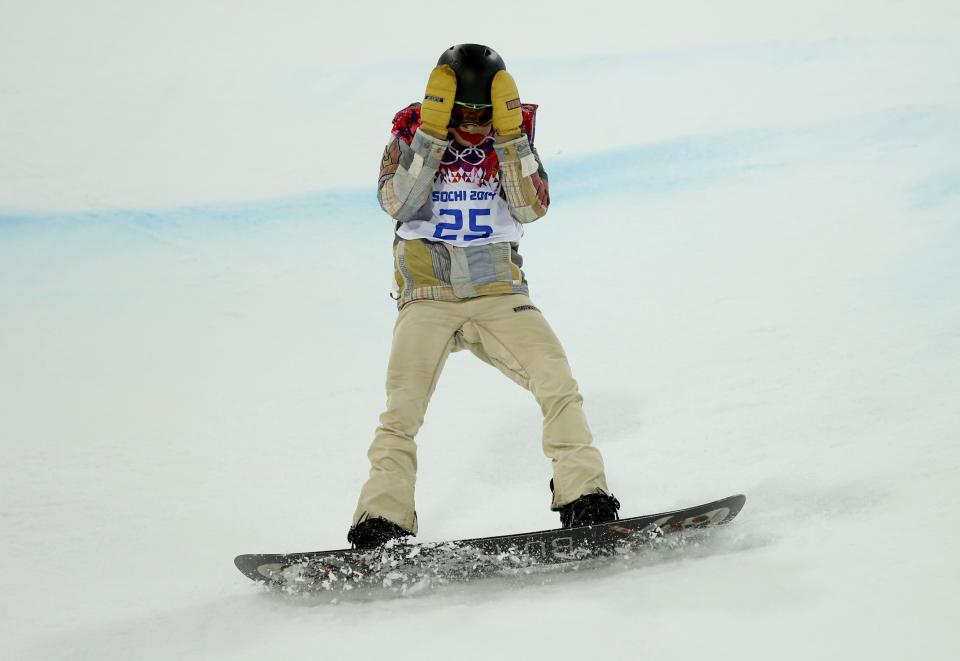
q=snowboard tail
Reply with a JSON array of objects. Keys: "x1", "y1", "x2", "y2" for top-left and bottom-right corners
[{"x1": 235, "y1": 494, "x2": 745, "y2": 590}]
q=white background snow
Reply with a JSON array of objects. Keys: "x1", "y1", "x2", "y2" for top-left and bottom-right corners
[{"x1": 2, "y1": 1, "x2": 959, "y2": 659}]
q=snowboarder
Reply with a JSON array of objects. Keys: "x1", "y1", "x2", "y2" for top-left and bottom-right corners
[{"x1": 348, "y1": 44, "x2": 620, "y2": 549}]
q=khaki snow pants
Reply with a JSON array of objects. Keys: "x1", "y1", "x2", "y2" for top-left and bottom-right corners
[{"x1": 352, "y1": 294, "x2": 608, "y2": 534}]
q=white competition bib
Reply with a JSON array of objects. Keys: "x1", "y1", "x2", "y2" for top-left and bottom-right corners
[{"x1": 396, "y1": 170, "x2": 523, "y2": 248}]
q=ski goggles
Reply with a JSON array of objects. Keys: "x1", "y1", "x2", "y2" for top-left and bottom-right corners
[{"x1": 451, "y1": 101, "x2": 493, "y2": 126}]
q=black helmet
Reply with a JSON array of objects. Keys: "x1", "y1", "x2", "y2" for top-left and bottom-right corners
[{"x1": 437, "y1": 44, "x2": 506, "y2": 106}]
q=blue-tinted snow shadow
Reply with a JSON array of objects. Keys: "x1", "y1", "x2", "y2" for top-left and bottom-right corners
[
  {"x1": 0, "y1": 104, "x2": 953, "y2": 235},
  {"x1": 550, "y1": 105, "x2": 955, "y2": 205},
  {"x1": 0, "y1": 187, "x2": 378, "y2": 234},
  {"x1": 910, "y1": 169, "x2": 960, "y2": 209}
]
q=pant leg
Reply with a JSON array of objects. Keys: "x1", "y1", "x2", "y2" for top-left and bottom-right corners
[
  {"x1": 352, "y1": 300, "x2": 466, "y2": 534},
  {"x1": 460, "y1": 294, "x2": 609, "y2": 510}
]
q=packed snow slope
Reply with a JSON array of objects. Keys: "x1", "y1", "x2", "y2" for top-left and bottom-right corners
[{"x1": 2, "y1": 2, "x2": 959, "y2": 660}]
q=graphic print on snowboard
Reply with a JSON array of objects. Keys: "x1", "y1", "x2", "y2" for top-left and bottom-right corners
[{"x1": 235, "y1": 494, "x2": 746, "y2": 591}]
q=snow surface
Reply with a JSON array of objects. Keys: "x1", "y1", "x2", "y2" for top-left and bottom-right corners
[{"x1": 2, "y1": 1, "x2": 959, "y2": 659}]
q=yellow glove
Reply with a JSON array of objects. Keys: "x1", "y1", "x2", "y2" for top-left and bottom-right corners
[
  {"x1": 491, "y1": 70, "x2": 522, "y2": 138},
  {"x1": 420, "y1": 64, "x2": 457, "y2": 139}
]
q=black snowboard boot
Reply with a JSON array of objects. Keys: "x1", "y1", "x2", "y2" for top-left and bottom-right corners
[
  {"x1": 552, "y1": 480, "x2": 621, "y2": 529},
  {"x1": 347, "y1": 516, "x2": 412, "y2": 550}
]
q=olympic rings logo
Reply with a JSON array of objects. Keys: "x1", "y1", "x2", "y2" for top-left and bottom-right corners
[{"x1": 441, "y1": 143, "x2": 490, "y2": 166}]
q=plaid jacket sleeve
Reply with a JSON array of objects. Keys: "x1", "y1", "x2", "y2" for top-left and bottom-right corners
[
  {"x1": 377, "y1": 130, "x2": 450, "y2": 222},
  {"x1": 493, "y1": 135, "x2": 550, "y2": 223}
]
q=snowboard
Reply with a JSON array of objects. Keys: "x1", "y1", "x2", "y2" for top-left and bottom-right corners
[{"x1": 235, "y1": 493, "x2": 745, "y2": 592}]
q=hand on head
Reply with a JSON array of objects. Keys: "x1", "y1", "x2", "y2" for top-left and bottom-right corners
[
  {"x1": 420, "y1": 45, "x2": 523, "y2": 140},
  {"x1": 490, "y1": 70, "x2": 522, "y2": 138},
  {"x1": 420, "y1": 64, "x2": 457, "y2": 139}
]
